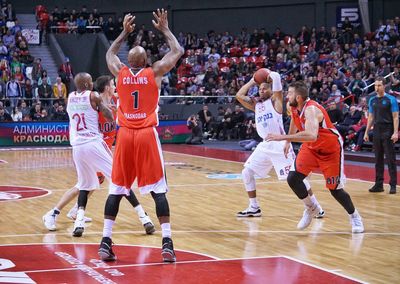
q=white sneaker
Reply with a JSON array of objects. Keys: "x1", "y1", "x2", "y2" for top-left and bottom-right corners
[
  {"x1": 42, "y1": 210, "x2": 58, "y2": 231},
  {"x1": 67, "y1": 206, "x2": 92, "y2": 222},
  {"x1": 349, "y1": 209, "x2": 364, "y2": 233},
  {"x1": 297, "y1": 205, "x2": 319, "y2": 230},
  {"x1": 72, "y1": 219, "x2": 85, "y2": 237},
  {"x1": 236, "y1": 206, "x2": 262, "y2": 217}
]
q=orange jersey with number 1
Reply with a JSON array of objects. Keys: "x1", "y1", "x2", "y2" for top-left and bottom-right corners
[
  {"x1": 98, "y1": 95, "x2": 118, "y2": 149},
  {"x1": 116, "y1": 66, "x2": 159, "y2": 129}
]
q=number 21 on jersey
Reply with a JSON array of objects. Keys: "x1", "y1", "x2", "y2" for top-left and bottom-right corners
[{"x1": 72, "y1": 113, "x2": 87, "y2": 131}]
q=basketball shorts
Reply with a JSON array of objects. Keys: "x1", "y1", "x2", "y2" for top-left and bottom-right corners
[
  {"x1": 244, "y1": 140, "x2": 296, "y2": 180},
  {"x1": 110, "y1": 126, "x2": 167, "y2": 195},
  {"x1": 293, "y1": 143, "x2": 346, "y2": 190},
  {"x1": 72, "y1": 139, "x2": 113, "y2": 191}
]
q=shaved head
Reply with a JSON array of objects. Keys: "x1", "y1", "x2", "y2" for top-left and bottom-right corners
[
  {"x1": 74, "y1": 72, "x2": 93, "y2": 92},
  {"x1": 128, "y1": 46, "x2": 147, "y2": 68}
]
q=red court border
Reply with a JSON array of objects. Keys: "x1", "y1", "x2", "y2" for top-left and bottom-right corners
[{"x1": 0, "y1": 185, "x2": 51, "y2": 202}]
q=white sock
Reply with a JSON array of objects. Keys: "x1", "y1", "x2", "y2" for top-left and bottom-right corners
[
  {"x1": 134, "y1": 205, "x2": 146, "y2": 218},
  {"x1": 161, "y1": 223, "x2": 171, "y2": 238},
  {"x1": 301, "y1": 195, "x2": 315, "y2": 208},
  {"x1": 309, "y1": 195, "x2": 320, "y2": 210},
  {"x1": 350, "y1": 209, "x2": 360, "y2": 217},
  {"x1": 103, "y1": 219, "x2": 115, "y2": 238},
  {"x1": 76, "y1": 208, "x2": 85, "y2": 221},
  {"x1": 249, "y1": 197, "x2": 259, "y2": 208}
]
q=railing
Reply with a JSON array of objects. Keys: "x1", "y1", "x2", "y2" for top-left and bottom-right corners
[
  {"x1": 321, "y1": 93, "x2": 355, "y2": 109},
  {"x1": 362, "y1": 72, "x2": 395, "y2": 95}
]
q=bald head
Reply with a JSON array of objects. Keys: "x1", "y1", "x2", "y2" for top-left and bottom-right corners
[
  {"x1": 128, "y1": 46, "x2": 147, "y2": 68},
  {"x1": 74, "y1": 72, "x2": 93, "y2": 92}
]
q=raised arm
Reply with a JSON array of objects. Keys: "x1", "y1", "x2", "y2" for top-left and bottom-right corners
[
  {"x1": 106, "y1": 14, "x2": 135, "y2": 77},
  {"x1": 235, "y1": 78, "x2": 257, "y2": 111},
  {"x1": 269, "y1": 71, "x2": 283, "y2": 113},
  {"x1": 152, "y1": 9, "x2": 184, "y2": 81}
]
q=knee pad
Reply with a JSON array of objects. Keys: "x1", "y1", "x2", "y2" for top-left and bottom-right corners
[
  {"x1": 125, "y1": 189, "x2": 139, "y2": 207},
  {"x1": 151, "y1": 192, "x2": 170, "y2": 217},
  {"x1": 287, "y1": 171, "x2": 308, "y2": 199},
  {"x1": 242, "y1": 167, "x2": 256, "y2": 191},
  {"x1": 104, "y1": 194, "x2": 123, "y2": 217}
]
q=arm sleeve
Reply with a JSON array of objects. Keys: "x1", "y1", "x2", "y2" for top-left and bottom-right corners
[
  {"x1": 269, "y1": 71, "x2": 282, "y2": 92},
  {"x1": 389, "y1": 95, "x2": 399, "y2": 112}
]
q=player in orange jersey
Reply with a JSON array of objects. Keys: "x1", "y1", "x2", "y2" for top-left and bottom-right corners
[
  {"x1": 267, "y1": 81, "x2": 364, "y2": 233},
  {"x1": 42, "y1": 75, "x2": 155, "y2": 235},
  {"x1": 98, "y1": 10, "x2": 184, "y2": 262}
]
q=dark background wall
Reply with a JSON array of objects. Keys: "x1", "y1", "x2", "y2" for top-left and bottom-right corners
[
  {"x1": 54, "y1": 34, "x2": 109, "y2": 79},
  {"x1": 13, "y1": 0, "x2": 400, "y2": 35}
]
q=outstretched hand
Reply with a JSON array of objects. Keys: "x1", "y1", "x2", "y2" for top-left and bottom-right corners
[
  {"x1": 152, "y1": 8, "x2": 169, "y2": 32},
  {"x1": 123, "y1": 14, "x2": 135, "y2": 33}
]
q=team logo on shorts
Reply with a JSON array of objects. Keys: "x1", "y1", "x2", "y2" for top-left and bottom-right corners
[{"x1": 0, "y1": 185, "x2": 50, "y2": 202}]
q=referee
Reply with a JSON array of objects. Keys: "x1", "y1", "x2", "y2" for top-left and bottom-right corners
[{"x1": 364, "y1": 76, "x2": 399, "y2": 194}]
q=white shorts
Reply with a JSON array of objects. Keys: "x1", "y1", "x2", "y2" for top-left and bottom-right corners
[
  {"x1": 244, "y1": 140, "x2": 295, "y2": 180},
  {"x1": 109, "y1": 177, "x2": 168, "y2": 196},
  {"x1": 72, "y1": 139, "x2": 112, "y2": 191}
]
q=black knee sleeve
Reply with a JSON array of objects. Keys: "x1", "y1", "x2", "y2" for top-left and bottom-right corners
[
  {"x1": 330, "y1": 189, "x2": 355, "y2": 214},
  {"x1": 104, "y1": 194, "x2": 123, "y2": 217},
  {"x1": 125, "y1": 189, "x2": 140, "y2": 208},
  {"x1": 287, "y1": 171, "x2": 308, "y2": 200},
  {"x1": 151, "y1": 192, "x2": 170, "y2": 217},
  {"x1": 77, "y1": 190, "x2": 90, "y2": 208}
]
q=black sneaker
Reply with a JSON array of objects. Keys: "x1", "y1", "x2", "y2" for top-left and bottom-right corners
[
  {"x1": 369, "y1": 184, "x2": 384, "y2": 192},
  {"x1": 144, "y1": 222, "x2": 156, "y2": 235},
  {"x1": 161, "y1": 237, "x2": 176, "y2": 263},
  {"x1": 389, "y1": 186, "x2": 397, "y2": 194},
  {"x1": 98, "y1": 237, "x2": 116, "y2": 261}
]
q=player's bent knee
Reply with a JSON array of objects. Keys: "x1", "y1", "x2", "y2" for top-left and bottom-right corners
[
  {"x1": 104, "y1": 194, "x2": 123, "y2": 217},
  {"x1": 242, "y1": 167, "x2": 256, "y2": 191},
  {"x1": 151, "y1": 192, "x2": 170, "y2": 217},
  {"x1": 287, "y1": 171, "x2": 308, "y2": 199}
]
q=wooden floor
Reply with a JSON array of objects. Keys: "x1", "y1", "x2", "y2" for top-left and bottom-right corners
[{"x1": 0, "y1": 148, "x2": 399, "y2": 283}]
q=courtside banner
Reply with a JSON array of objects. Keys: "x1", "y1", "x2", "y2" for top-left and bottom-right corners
[
  {"x1": 157, "y1": 120, "x2": 191, "y2": 143},
  {"x1": 0, "y1": 121, "x2": 190, "y2": 146},
  {"x1": 0, "y1": 122, "x2": 70, "y2": 146}
]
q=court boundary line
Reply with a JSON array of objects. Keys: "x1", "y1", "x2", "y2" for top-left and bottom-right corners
[
  {"x1": 1, "y1": 230, "x2": 399, "y2": 239},
  {"x1": 0, "y1": 243, "x2": 365, "y2": 283},
  {"x1": 0, "y1": 185, "x2": 51, "y2": 202},
  {"x1": 164, "y1": 150, "x2": 380, "y2": 184}
]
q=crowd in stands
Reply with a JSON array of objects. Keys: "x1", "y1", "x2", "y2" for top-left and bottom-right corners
[{"x1": 1, "y1": 3, "x2": 399, "y2": 152}]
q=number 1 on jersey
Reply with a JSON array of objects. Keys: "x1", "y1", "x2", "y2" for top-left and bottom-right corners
[{"x1": 131, "y1": 91, "x2": 139, "y2": 109}]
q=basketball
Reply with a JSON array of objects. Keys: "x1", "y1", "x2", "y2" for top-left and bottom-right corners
[{"x1": 254, "y1": 68, "x2": 270, "y2": 84}]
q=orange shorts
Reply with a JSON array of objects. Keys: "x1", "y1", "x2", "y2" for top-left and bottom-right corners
[
  {"x1": 294, "y1": 143, "x2": 345, "y2": 190},
  {"x1": 111, "y1": 126, "x2": 167, "y2": 194}
]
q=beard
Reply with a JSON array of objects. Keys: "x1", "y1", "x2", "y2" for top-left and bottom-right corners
[{"x1": 289, "y1": 99, "x2": 298, "y2": 107}]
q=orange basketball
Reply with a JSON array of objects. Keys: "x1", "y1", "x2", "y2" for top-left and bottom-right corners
[{"x1": 254, "y1": 68, "x2": 270, "y2": 84}]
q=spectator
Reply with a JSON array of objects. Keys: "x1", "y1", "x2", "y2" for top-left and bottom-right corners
[
  {"x1": 186, "y1": 114, "x2": 203, "y2": 144},
  {"x1": 53, "y1": 76, "x2": 67, "y2": 103},
  {"x1": 238, "y1": 119, "x2": 262, "y2": 150},
  {"x1": 329, "y1": 84, "x2": 342, "y2": 103},
  {"x1": 231, "y1": 105, "x2": 246, "y2": 139},
  {"x1": 2, "y1": 30, "x2": 14, "y2": 48},
  {"x1": 197, "y1": 105, "x2": 213, "y2": 132},
  {"x1": 0, "y1": 105, "x2": 12, "y2": 121},
  {"x1": 11, "y1": 106, "x2": 22, "y2": 121},
  {"x1": 23, "y1": 79, "x2": 34, "y2": 106},
  {"x1": 347, "y1": 72, "x2": 367, "y2": 99},
  {"x1": 59, "y1": 57, "x2": 73, "y2": 91},
  {"x1": 5, "y1": 75, "x2": 21, "y2": 107},
  {"x1": 38, "y1": 70, "x2": 51, "y2": 86},
  {"x1": 20, "y1": 100, "x2": 30, "y2": 118},
  {"x1": 32, "y1": 58, "x2": 43, "y2": 82},
  {"x1": 39, "y1": 108, "x2": 50, "y2": 121},
  {"x1": 37, "y1": 79, "x2": 53, "y2": 106},
  {"x1": 51, "y1": 104, "x2": 68, "y2": 121},
  {"x1": 336, "y1": 105, "x2": 362, "y2": 137},
  {"x1": 327, "y1": 101, "x2": 343, "y2": 125}
]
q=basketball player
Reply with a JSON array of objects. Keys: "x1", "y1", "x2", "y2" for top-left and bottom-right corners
[
  {"x1": 235, "y1": 70, "x2": 324, "y2": 223},
  {"x1": 98, "y1": 10, "x2": 184, "y2": 262},
  {"x1": 267, "y1": 81, "x2": 364, "y2": 233},
  {"x1": 43, "y1": 74, "x2": 155, "y2": 236}
]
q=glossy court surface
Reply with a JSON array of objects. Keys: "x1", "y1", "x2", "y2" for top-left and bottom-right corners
[{"x1": 0, "y1": 147, "x2": 398, "y2": 283}]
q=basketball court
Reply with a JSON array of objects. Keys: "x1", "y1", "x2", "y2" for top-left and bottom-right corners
[{"x1": 0, "y1": 146, "x2": 398, "y2": 283}]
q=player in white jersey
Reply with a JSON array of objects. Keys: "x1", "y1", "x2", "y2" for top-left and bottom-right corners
[
  {"x1": 42, "y1": 75, "x2": 155, "y2": 236},
  {"x1": 235, "y1": 70, "x2": 324, "y2": 220}
]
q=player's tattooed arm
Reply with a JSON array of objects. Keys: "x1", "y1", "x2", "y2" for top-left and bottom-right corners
[
  {"x1": 236, "y1": 78, "x2": 256, "y2": 111},
  {"x1": 92, "y1": 92, "x2": 113, "y2": 122},
  {"x1": 106, "y1": 14, "x2": 135, "y2": 77}
]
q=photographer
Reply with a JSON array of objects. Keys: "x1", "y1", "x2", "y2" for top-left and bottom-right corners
[{"x1": 185, "y1": 114, "x2": 203, "y2": 144}]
